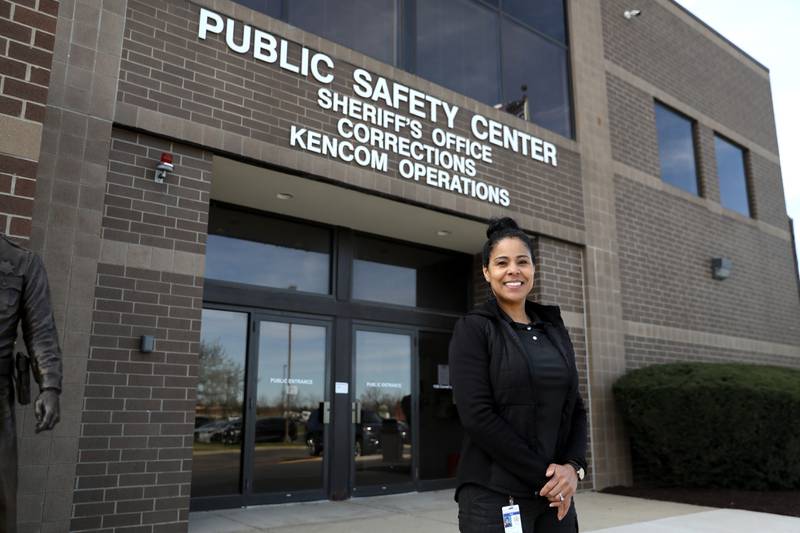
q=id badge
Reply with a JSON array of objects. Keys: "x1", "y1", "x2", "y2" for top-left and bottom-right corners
[{"x1": 501, "y1": 503, "x2": 523, "y2": 533}]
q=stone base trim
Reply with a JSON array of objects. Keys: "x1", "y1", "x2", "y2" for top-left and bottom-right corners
[
  {"x1": 99, "y1": 239, "x2": 205, "y2": 277},
  {"x1": 562, "y1": 311, "x2": 585, "y2": 330},
  {"x1": 0, "y1": 115, "x2": 42, "y2": 160},
  {"x1": 625, "y1": 320, "x2": 800, "y2": 359}
]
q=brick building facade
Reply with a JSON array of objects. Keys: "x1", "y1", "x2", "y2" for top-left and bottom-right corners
[{"x1": 1, "y1": 0, "x2": 798, "y2": 531}]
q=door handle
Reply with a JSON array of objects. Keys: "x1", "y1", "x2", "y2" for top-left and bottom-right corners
[
  {"x1": 351, "y1": 400, "x2": 361, "y2": 423},
  {"x1": 322, "y1": 401, "x2": 331, "y2": 424}
]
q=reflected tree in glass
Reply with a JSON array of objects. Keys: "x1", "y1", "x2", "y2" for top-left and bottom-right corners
[{"x1": 191, "y1": 309, "x2": 247, "y2": 498}]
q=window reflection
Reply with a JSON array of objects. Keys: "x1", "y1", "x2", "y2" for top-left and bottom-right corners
[
  {"x1": 352, "y1": 234, "x2": 470, "y2": 311},
  {"x1": 235, "y1": 0, "x2": 281, "y2": 18},
  {"x1": 715, "y1": 135, "x2": 750, "y2": 217},
  {"x1": 354, "y1": 330, "x2": 412, "y2": 487},
  {"x1": 503, "y1": 0, "x2": 566, "y2": 43},
  {"x1": 233, "y1": 0, "x2": 573, "y2": 138},
  {"x1": 287, "y1": 0, "x2": 396, "y2": 65},
  {"x1": 191, "y1": 310, "x2": 248, "y2": 498},
  {"x1": 254, "y1": 321, "x2": 327, "y2": 493},
  {"x1": 655, "y1": 103, "x2": 699, "y2": 195},
  {"x1": 353, "y1": 260, "x2": 416, "y2": 307},
  {"x1": 205, "y1": 205, "x2": 331, "y2": 294},
  {"x1": 502, "y1": 17, "x2": 572, "y2": 138},
  {"x1": 416, "y1": 0, "x2": 501, "y2": 105},
  {"x1": 419, "y1": 330, "x2": 461, "y2": 480}
]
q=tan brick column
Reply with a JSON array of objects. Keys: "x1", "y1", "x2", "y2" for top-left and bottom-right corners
[
  {"x1": 568, "y1": 0, "x2": 632, "y2": 487},
  {"x1": 21, "y1": 1, "x2": 128, "y2": 531}
]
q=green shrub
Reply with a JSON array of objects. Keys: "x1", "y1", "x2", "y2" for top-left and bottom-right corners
[{"x1": 613, "y1": 362, "x2": 800, "y2": 490}]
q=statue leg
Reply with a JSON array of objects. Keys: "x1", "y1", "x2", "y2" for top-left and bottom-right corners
[{"x1": 0, "y1": 378, "x2": 16, "y2": 533}]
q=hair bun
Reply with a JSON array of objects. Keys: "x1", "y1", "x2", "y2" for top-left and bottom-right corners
[{"x1": 486, "y1": 217, "x2": 519, "y2": 239}]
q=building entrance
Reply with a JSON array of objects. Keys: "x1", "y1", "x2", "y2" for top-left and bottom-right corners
[
  {"x1": 190, "y1": 203, "x2": 470, "y2": 510},
  {"x1": 190, "y1": 311, "x2": 331, "y2": 509}
]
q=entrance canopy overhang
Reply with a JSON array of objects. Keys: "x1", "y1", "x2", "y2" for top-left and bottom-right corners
[{"x1": 211, "y1": 156, "x2": 487, "y2": 254}]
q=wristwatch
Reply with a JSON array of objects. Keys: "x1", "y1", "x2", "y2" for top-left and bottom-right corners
[{"x1": 567, "y1": 461, "x2": 585, "y2": 481}]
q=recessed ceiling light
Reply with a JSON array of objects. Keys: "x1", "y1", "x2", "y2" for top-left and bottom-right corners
[
  {"x1": 437, "y1": 230, "x2": 451, "y2": 237},
  {"x1": 276, "y1": 192, "x2": 294, "y2": 200}
]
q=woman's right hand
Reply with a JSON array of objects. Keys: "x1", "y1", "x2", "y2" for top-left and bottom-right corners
[{"x1": 548, "y1": 493, "x2": 572, "y2": 521}]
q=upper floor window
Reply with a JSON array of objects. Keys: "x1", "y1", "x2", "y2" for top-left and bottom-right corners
[
  {"x1": 286, "y1": 0, "x2": 397, "y2": 66},
  {"x1": 714, "y1": 135, "x2": 751, "y2": 217},
  {"x1": 234, "y1": 0, "x2": 573, "y2": 139},
  {"x1": 654, "y1": 102, "x2": 699, "y2": 195}
]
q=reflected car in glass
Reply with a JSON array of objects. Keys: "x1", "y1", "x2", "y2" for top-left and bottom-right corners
[
  {"x1": 221, "y1": 417, "x2": 298, "y2": 444},
  {"x1": 194, "y1": 419, "x2": 236, "y2": 443},
  {"x1": 305, "y1": 408, "x2": 408, "y2": 456}
]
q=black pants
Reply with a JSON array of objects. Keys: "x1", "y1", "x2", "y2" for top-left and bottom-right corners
[
  {"x1": 0, "y1": 377, "x2": 16, "y2": 533},
  {"x1": 458, "y1": 484, "x2": 578, "y2": 533}
]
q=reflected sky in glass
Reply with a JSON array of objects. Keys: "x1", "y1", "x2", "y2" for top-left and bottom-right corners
[
  {"x1": 257, "y1": 322, "x2": 326, "y2": 411},
  {"x1": 235, "y1": 0, "x2": 281, "y2": 18},
  {"x1": 287, "y1": 0, "x2": 396, "y2": 65},
  {"x1": 352, "y1": 259, "x2": 416, "y2": 307},
  {"x1": 355, "y1": 330, "x2": 411, "y2": 402},
  {"x1": 503, "y1": 0, "x2": 566, "y2": 43},
  {"x1": 655, "y1": 104, "x2": 698, "y2": 195},
  {"x1": 715, "y1": 136, "x2": 750, "y2": 217},
  {"x1": 502, "y1": 17, "x2": 571, "y2": 137},
  {"x1": 416, "y1": 0, "x2": 501, "y2": 105},
  {"x1": 205, "y1": 234, "x2": 329, "y2": 294}
]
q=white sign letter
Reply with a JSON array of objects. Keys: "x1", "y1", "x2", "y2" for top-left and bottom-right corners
[{"x1": 198, "y1": 8, "x2": 223, "y2": 40}]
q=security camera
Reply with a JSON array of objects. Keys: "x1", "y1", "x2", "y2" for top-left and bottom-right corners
[{"x1": 624, "y1": 9, "x2": 642, "y2": 19}]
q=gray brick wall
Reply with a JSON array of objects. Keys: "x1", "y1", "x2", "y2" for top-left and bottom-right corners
[
  {"x1": 104, "y1": 128, "x2": 211, "y2": 253},
  {"x1": 695, "y1": 124, "x2": 719, "y2": 202},
  {"x1": 748, "y1": 152, "x2": 788, "y2": 228},
  {"x1": 602, "y1": 0, "x2": 778, "y2": 154},
  {"x1": 0, "y1": 0, "x2": 59, "y2": 241},
  {"x1": 536, "y1": 236, "x2": 584, "y2": 314},
  {"x1": 71, "y1": 128, "x2": 210, "y2": 531},
  {"x1": 72, "y1": 262, "x2": 202, "y2": 532},
  {"x1": 606, "y1": 73, "x2": 659, "y2": 178},
  {"x1": 116, "y1": 0, "x2": 585, "y2": 232},
  {"x1": 615, "y1": 174, "x2": 800, "y2": 346}
]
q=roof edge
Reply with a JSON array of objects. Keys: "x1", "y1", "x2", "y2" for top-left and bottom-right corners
[{"x1": 667, "y1": 0, "x2": 770, "y2": 73}]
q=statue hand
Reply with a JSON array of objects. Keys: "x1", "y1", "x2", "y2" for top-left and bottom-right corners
[{"x1": 34, "y1": 389, "x2": 60, "y2": 433}]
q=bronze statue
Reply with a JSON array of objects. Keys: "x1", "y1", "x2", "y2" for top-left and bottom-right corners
[{"x1": 0, "y1": 234, "x2": 63, "y2": 533}]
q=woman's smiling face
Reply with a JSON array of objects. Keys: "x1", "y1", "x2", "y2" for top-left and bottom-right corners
[{"x1": 483, "y1": 237, "x2": 534, "y2": 307}]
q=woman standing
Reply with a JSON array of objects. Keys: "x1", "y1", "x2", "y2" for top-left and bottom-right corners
[{"x1": 449, "y1": 217, "x2": 587, "y2": 532}]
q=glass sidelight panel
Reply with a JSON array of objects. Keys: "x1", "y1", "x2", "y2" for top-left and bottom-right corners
[
  {"x1": 191, "y1": 310, "x2": 248, "y2": 497},
  {"x1": 418, "y1": 331, "x2": 462, "y2": 480},
  {"x1": 353, "y1": 330, "x2": 413, "y2": 488},
  {"x1": 253, "y1": 320, "x2": 327, "y2": 493}
]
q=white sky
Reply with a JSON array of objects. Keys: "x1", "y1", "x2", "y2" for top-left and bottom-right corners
[{"x1": 674, "y1": 0, "x2": 800, "y2": 264}]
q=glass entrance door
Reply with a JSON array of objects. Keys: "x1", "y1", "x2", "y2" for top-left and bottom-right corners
[
  {"x1": 352, "y1": 328, "x2": 414, "y2": 491},
  {"x1": 250, "y1": 316, "x2": 330, "y2": 498}
]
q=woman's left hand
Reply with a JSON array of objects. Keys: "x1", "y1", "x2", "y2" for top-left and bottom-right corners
[{"x1": 538, "y1": 463, "x2": 578, "y2": 518}]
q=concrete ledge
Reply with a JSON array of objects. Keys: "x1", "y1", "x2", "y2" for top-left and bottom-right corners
[
  {"x1": 612, "y1": 162, "x2": 791, "y2": 242},
  {"x1": 99, "y1": 239, "x2": 206, "y2": 276}
]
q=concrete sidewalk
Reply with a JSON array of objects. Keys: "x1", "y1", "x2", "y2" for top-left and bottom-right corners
[{"x1": 189, "y1": 489, "x2": 800, "y2": 532}]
